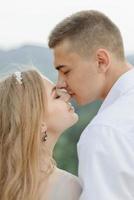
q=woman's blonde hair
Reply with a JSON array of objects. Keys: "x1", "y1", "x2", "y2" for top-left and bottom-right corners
[{"x1": 0, "y1": 68, "x2": 49, "y2": 200}]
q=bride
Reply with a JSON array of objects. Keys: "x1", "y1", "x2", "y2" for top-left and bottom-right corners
[{"x1": 0, "y1": 68, "x2": 82, "y2": 200}]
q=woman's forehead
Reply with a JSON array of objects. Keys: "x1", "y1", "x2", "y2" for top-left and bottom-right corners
[
  {"x1": 42, "y1": 75, "x2": 55, "y2": 96},
  {"x1": 42, "y1": 75, "x2": 54, "y2": 85}
]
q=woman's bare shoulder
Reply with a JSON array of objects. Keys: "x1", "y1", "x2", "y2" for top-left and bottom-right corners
[
  {"x1": 51, "y1": 167, "x2": 82, "y2": 200},
  {"x1": 41, "y1": 167, "x2": 82, "y2": 200},
  {"x1": 56, "y1": 167, "x2": 81, "y2": 184}
]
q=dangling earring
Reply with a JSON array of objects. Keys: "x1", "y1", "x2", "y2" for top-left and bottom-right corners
[{"x1": 42, "y1": 131, "x2": 47, "y2": 142}]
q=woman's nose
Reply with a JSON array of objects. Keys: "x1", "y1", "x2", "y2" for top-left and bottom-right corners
[{"x1": 56, "y1": 88, "x2": 71, "y2": 102}]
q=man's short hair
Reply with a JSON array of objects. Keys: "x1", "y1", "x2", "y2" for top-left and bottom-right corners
[{"x1": 48, "y1": 10, "x2": 125, "y2": 60}]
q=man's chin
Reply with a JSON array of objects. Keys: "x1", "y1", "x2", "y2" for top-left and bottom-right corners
[
  {"x1": 73, "y1": 94, "x2": 98, "y2": 105},
  {"x1": 78, "y1": 101, "x2": 90, "y2": 106},
  {"x1": 74, "y1": 97, "x2": 90, "y2": 106}
]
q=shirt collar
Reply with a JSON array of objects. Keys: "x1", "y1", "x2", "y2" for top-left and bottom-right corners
[{"x1": 98, "y1": 68, "x2": 134, "y2": 113}]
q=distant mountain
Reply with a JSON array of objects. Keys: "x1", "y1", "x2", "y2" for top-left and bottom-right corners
[
  {"x1": 127, "y1": 54, "x2": 134, "y2": 65},
  {"x1": 0, "y1": 45, "x2": 57, "y2": 81},
  {"x1": 0, "y1": 44, "x2": 134, "y2": 81}
]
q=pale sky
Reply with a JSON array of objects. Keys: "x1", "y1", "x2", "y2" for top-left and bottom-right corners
[{"x1": 0, "y1": 0, "x2": 134, "y2": 54}]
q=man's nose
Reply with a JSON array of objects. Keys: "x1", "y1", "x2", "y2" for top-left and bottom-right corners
[{"x1": 56, "y1": 74, "x2": 67, "y2": 89}]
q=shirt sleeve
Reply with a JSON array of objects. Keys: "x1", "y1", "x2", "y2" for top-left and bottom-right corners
[{"x1": 77, "y1": 125, "x2": 134, "y2": 200}]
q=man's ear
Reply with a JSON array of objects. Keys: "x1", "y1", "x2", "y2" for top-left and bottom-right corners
[{"x1": 96, "y1": 48, "x2": 110, "y2": 73}]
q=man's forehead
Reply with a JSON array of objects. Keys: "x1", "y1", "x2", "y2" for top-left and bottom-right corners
[
  {"x1": 53, "y1": 52, "x2": 70, "y2": 70},
  {"x1": 55, "y1": 39, "x2": 72, "y2": 51},
  {"x1": 53, "y1": 40, "x2": 73, "y2": 60}
]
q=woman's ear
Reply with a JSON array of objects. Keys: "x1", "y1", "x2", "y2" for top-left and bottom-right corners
[
  {"x1": 41, "y1": 122, "x2": 47, "y2": 133},
  {"x1": 41, "y1": 123, "x2": 47, "y2": 142},
  {"x1": 96, "y1": 48, "x2": 110, "y2": 73}
]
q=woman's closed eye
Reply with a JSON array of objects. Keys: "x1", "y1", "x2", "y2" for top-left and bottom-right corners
[
  {"x1": 53, "y1": 90, "x2": 61, "y2": 99},
  {"x1": 52, "y1": 87, "x2": 70, "y2": 101},
  {"x1": 63, "y1": 70, "x2": 70, "y2": 75},
  {"x1": 54, "y1": 89, "x2": 63, "y2": 99},
  {"x1": 56, "y1": 89, "x2": 71, "y2": 101},
  {"x1": 51, "y1": 86, "x2": 61, "y2": 99},
  {"x1": 55, "y1": 94, "x2": 60, "y2": 99}
]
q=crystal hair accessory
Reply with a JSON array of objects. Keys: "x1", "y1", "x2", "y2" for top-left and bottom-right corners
[{"x1": 14, "y1": 71, "x2": 23, "y2": 84}]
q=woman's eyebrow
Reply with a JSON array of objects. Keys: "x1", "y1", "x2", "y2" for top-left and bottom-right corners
[{"x1": 51, "y1": 86, "x2": 56, "y2": 94}]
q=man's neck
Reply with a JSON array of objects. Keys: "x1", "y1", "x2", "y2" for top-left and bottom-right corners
[{"x1": 102, "y1": 62, "x2": 133, "y2": 100}]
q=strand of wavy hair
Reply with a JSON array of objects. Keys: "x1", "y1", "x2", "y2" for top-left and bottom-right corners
[{"x1": 0, "y1": 70, "x2": 46, "y2": 200}]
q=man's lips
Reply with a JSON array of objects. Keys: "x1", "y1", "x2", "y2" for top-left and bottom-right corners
[{"x1": 68, "y1": 91, "x2": 75, "y2": 96}]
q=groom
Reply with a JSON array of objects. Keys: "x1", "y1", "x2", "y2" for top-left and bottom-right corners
[{"x1": 48, "y1": 10, "x2": 134, "y2": 199}]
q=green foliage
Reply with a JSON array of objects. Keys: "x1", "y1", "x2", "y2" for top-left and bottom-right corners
[{"x1": 54, "y1": 101, "x2": 102, "y2": 175}]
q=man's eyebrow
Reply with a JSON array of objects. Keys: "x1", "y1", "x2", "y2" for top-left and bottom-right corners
[{"x1": 55, "y1": 65, "x2": 66, "y2": 70}]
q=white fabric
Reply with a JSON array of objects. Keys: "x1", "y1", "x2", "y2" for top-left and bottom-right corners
[{"x1": 77, "y1": 68, "x2": 134, "y2": 200}]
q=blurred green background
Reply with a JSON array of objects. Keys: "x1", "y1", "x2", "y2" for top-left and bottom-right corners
[
  {"x1": 0, "y1": 44, "x2": 133, "y2": 175},
  {"x1": 54, "y1": 100, "x2": 102, "y2": 175}
]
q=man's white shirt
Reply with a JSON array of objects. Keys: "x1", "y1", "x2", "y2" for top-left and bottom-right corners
[{"x1": 77, "y1": 68, "x2": 134, "y2": 200}]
